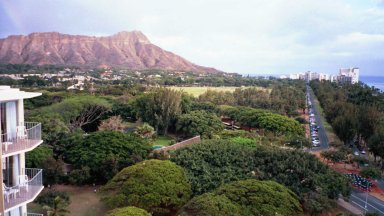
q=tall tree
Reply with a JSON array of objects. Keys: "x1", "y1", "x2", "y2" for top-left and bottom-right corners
[
  {"x1": 176, "y1": 110, "x2": 224, "y2": 138},
  {"x1": 135, "y1": 88, "x2": 182, "y2": 134}
]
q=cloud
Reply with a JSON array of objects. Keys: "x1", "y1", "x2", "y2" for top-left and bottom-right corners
[{"x1": 1, "y1": 0, "x2": 384, "y2": 75}]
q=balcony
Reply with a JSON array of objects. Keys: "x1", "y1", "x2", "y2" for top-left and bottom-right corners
[
  {"x1": 1, "y1": 122, "x2": 42, "y2": 157},
  {"x1": 4, "y1": 168, "x2": 44, "y2": 212}
]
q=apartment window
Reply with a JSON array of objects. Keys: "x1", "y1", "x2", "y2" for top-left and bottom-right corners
[{"x1": 0, "y1": 101, "x2": 19, "y2": 186}]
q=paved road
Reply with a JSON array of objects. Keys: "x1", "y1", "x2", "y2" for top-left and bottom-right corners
[
  {"x1": 350, "y1": 189, "x2": 384, "y2": 215},
  {"x1": 307, "y1": 84, "x2": 384, "y2": 215},
  {"x1": 307, "y1": 85, "x2": 329, "y2": 150}
]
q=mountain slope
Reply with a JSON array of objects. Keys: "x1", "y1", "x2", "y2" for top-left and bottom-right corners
[{"x1": 0, "y1": 31, "x2": 220, "y2": 73}]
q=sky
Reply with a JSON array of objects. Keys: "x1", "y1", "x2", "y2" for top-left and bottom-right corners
[{"x1": 1, "y1": 0, "x2": 384, "y2": 76}]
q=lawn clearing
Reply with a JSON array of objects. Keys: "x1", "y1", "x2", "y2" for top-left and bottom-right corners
[
  {"x1": 152, "y1": 135, "x2": 175, "y2": 147},
  {"x1": 42, "y1": 185, "x2": 108, "y2": 216},
  {"x1": 168, "y1": 86, "x2": 262, "y2": 97}
]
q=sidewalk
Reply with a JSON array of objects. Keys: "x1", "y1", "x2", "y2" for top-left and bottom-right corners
[{"x1": 337, "y1": 198, "x2": 363, "y2": 215}]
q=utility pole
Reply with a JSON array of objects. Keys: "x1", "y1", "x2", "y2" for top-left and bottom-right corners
[{"x1": 364, "y1": 179, "x2": 369, "y2": 214}]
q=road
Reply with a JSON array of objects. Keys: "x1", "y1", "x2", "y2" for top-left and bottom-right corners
[
  {"x1": 350, "y1": 189, "x2": 384, "y2": 215},
  {"x1": 307, "y1": 84, "x2": 384, "y2": 215},
  {"x1": 307, "y1": 85, "x2": 329, "y2": 150}
]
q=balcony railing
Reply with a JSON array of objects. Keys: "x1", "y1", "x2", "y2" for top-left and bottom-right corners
[
  {"x1": 26, "y1": 213, "x2": 44, "y2": 216},
  {"x1": 1, "y1": 122, "x2": 42, "y2": 157},
  {"x1": 4, "y1": 168, "x2": 44, "y2": 211}
]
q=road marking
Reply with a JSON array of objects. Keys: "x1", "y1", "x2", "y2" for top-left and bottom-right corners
[
  {"x1": 351, "y1": 200, "x2": 365, "y2": 209},
  {"x1": 351, "y1": 194, "x2": 384, "y2": 214}
]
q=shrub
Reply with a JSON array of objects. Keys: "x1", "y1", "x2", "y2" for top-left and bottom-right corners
[{"x1": 35, "y1": 190, "x2": 70, "y2": 206}]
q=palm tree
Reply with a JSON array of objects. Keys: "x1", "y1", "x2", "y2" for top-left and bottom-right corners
[{"x1": 43, "y1": 196, "x2": 70, "y2": 216}]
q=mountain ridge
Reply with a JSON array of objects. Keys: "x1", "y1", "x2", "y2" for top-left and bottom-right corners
[{"x1": 0, "y1": 31, "x2": 221, "y2": 73}]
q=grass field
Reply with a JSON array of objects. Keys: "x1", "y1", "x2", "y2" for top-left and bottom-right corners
[
  {"x1": 152, "y1": 135, "x2": 175, "y2": 146},
  {"x1": 168, "y1": 86, "x2": 263, "y2": 97},
  {"x1": 29, "y1": 185, "x2": 107, "y2": 216}
]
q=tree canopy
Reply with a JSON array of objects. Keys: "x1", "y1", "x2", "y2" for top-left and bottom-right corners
[
  {"x1": 180, "y1": 179, "x2": 303, "y2": 216},
  {"x1": 135, "y1": 88, "x2": 182, "y2": 134},
  {"x1": 176, "y1": 110, "x2": 224, "y2": 138},
  {"x1": 105, "y1": 207, "x2": 151, "y2": 216},
  {"x1": 29, "y1": 96, "x2": 111, "y2": 133},
  {"x1": 219, "y1": 105, "x2": 304, "y2": 136},
  {"x1": 66, "y1": 131, "x2": 151, "y2": 183},
  {"x1": 101, "y1": 159, "x2": 192, "y2": 216},
  {"x1": 171, "y1": 140, "x2": 350, "y2": 214}
]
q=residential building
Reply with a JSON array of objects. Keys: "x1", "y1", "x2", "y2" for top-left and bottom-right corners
[
  {"x1": 0, "y1": 86, "x2": 44, "y2": 216},
  {"x1": 339, "y1": 67, "x2": 359, "y2": 84}
]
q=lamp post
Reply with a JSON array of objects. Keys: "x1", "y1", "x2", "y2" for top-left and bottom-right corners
[
  {"x1": 364, "y1": 179, "x2": 369, "y2": 214},
  {"x1": 296, "y1": 139, "x2": 303, "y2": 150}
]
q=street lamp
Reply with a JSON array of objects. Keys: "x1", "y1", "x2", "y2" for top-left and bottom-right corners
[
  {"x1": 296, "y1": 139, "x2": 303, "y2": 150},
  {"x1": 364, "y1": 179, "x2": 369, "y2": 214}
]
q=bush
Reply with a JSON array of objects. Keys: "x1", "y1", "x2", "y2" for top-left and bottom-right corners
[
  {"x1": 26, "y1": 145, "x2": 53, "y2": 168},
  {"x1": 101, "y1": 159, "x2": 191, "y2": 215},
  {"x1": 229, "y1": 137, "x2": 257, "y2": 147},
  {"x1": 35, "y1": 190, "x2": 70, "y2": 206},
  {"x1": 67, "y1": 166, "x2": 91, "y2": 185},
  {"x1": 360, "y1": 167, "x2": 382, "y2": 179}
]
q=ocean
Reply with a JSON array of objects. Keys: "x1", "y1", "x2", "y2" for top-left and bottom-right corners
[{"x1": 360, "y1": 76, "x2": 384, "y2": 91}]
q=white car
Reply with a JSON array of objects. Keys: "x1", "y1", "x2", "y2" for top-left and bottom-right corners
[{"x1": 354, "y1": 151, "x2": 359, "y2": 156}]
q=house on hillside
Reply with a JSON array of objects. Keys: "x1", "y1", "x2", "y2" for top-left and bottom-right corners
[{"x1": 0, "y1": 86, "x2": 44, "y2": 216}]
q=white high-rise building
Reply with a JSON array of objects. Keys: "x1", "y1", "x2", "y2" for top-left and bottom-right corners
[
  {"x1": 0, "y1": 86, "x2": 44, "y2": 216},
  {"x1": 339, "y1": 67, "x2": 359, "y2": 84}
]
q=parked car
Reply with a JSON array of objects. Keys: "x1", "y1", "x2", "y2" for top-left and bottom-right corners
[
  {"x1": 354, "y1": 151, "x2": 360, "y2": 156},
  {"x1": 361, "y1": 150, "x2": 366, "y2": 154},
  {"x1": 312, "y1": 143, "x2": 320, "y2": 147}
]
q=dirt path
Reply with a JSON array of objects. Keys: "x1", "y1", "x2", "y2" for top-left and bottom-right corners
[{"x1": 51, "y1": 185, "x2": 107, "y2": 216}]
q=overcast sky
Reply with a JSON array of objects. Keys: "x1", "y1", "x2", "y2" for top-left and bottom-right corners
[{"x1": 1, "y1": 0, "x2": 384, "y2": 76}]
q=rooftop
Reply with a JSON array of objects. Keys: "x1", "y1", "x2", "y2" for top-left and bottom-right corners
[{"x1": 0, "y1": 86, "x2": 42, "y2": 101}]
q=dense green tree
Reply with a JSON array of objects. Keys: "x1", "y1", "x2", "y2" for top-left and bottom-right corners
[
  {"x1": 198, "y1": 90, "x2": 236, "y2": 105},
  {"x1": 219, "y1": 105, "x2": 304, "y2": 136},
  {"x1": 360, "y1": 167, "x2": 382, "y2": 179},
  {"x1": 179, "y1": 192, "x2": 242, "y2": 216},
  {"x1": 171, "y1": 140, "x2": 350, "y2": 214},
  {"x1": 43, "y1": 196, "x2": 70, "y2": 216},
  {"x1": 26, "y1": 145, "x2": 53, "y2": 168},
  {"x1": 112, "y1": 101, "x2": 137, "y2": 121},
  {"x1": 284, "y1": 135, "x2": 311, "y2": 149},
  {"x1": 135, "y1": 88, "x2": 182, "y2": 134},
  {"x1": 368, "y1": 126, "x2": 384, "y2": 163},
  {"x1": 29, "y1": 96, "x2": 111, "y2": 132},
  {"x1": 66, "y1": 131, "x2": 151, "y2": 183},
  {"x1": 135, "y1": 123, "x2": 155, "y2": 138},
  {"x1": 180, "y1": 179, "x2": 302, "y2": 216},
  {"x1": 101, "y1": 159, "x2": 191, "y2": 216},
  {"x1": 311, "y1": 80, "x2": 384, "y2": 150},
  {"x1": 176, "y1": 110, "x2": 224, "y2": 138},
  {"x1": 105, "y1": 207, "x2": 151, "y2": 216}
]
